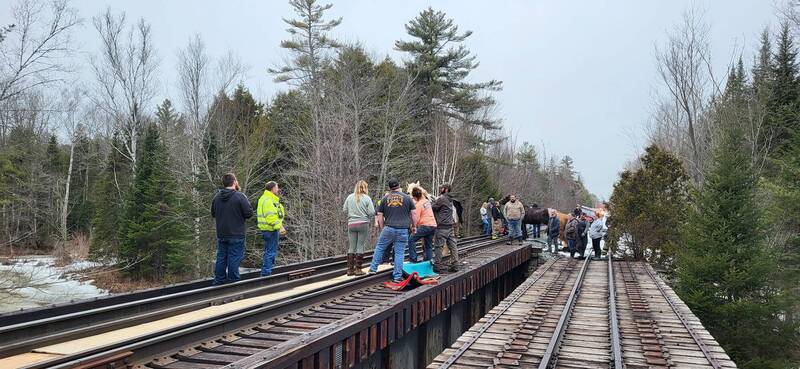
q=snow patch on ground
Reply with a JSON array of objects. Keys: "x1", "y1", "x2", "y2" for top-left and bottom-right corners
[{"x1": 0, "y1": 256, "x2": 108, "y2": 313}]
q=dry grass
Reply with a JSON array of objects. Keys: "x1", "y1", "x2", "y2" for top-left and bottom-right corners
[
  {"x1": 52, "y1": 233, "x2": 91, "y2": 266},
  {"x1": 84, "y1": 268, "x2": 163, "y2": 294}
]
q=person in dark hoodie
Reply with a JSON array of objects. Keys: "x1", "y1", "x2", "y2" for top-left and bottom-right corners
[
  {"x1": 576, "y1": 213, "x2": 589, "y2": 259},
  {"x1": 432, "y1": 184, "x2": 459, "y2": 273},
  {"x1": 211, "y1": 173, "x2": 253, "y2": 285}
]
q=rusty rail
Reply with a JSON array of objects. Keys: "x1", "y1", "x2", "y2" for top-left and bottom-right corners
[
  {"x1": 537, "y1": 255, "x2": 591, "y2": 369},
  {"x1": 434, "y1": 257, "x2": 558, "y2": 369},
  {"x1": 608, "y1": 255, "x2": 623, "y2": 369},
  {"x1": 644, "y1": 264, "x2": 723, "y2": 369}
]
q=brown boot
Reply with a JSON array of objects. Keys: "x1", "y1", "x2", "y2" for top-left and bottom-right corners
[
  {"x1": 346, "y1": 254, "x2": 355, "y2": 276},
  {"x1": 352, "y1": 254, "x2": 366, "y2": 276}
]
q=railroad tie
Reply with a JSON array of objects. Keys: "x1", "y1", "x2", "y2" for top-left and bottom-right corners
[{"x1": 619, "y1": 261, "x2": 672, "y2": 368}]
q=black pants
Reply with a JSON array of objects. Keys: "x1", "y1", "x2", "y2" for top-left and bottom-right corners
[
  {"x1": 577, "y1": 236, "x2": 588, "y2": 257},
  {"x1": 591, "y1": 237, "x2": 602, "y2": 258}
]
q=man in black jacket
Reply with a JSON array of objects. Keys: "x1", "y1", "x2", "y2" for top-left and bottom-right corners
[
  {"x1": 432, "y1": 184, "x2": 459, "y2": 273},
  {"x1": 489, "y1": 198, "x2": 504, "y2": 240},
  {"x1": 211, "y1": 173, "x2": 253, "y2": 284}
]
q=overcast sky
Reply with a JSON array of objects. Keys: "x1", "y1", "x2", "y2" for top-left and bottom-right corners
[{"x1": 1, "y1": 1, "x2": 780, "y2": 199}]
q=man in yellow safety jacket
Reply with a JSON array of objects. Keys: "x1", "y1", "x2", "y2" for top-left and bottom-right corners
[{"x1": 257, "y1": 181, "x2": 285, "y2": 276}]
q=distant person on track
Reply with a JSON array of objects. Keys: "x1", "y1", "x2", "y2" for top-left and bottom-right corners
[
  {"x1": 480, "y1": 202, "x2": 491, "y2": 235},
  {"x1": 343, "y1": 180, "x2": 376, "y2": 276},
  {"x1": 369, "y1": 179, "x2": 417, "y2": 282},
  {"x1": 588, "y1": 211, "x2": 608, "y2": 260},
  {"x1": 547, "y1": 209, "x2": 561, "y2": 253},
  {"x1": 489, "y1": 198, "x2": 504, "y2": 240},
  {"x1": 432, "y1": 184, "x2": 459, "y2": 273},
  {"x1": 565, "y1": 209, "x2": 580, "y2": 258},
  {"x1": 257, "y1": 181, "x2": 286, "y2": 277},
  {"x1": 504, "y1": 195, "x2": 525, "y2": 245},
  {"x1": 211, "y1": 173, "x2": 253, "y2": 285},
  {"x1": 408, "y1": 185, "x2": 436, "y2": 262},
  {"x1": 576, "y1": 213, "x2": 589, "y2": 259}
]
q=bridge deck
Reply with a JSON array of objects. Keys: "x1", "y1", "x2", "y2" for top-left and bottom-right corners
[
  {"x1": 430, "y1": 257, "x2": 737, "y2": 369},
  {"x1": 0, "y1": 237, "x2": 532, "y2": 369}
]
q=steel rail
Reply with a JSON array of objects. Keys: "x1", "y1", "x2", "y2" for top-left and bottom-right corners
[
  {"x1": 0, "y1": 254, "x2": 342, "y2": 323},
  {"x1": 608, "y1": 256, "x2": 624, "y2": 369},
  {"x1": 537, "y1": 255, "x2": 591, "y2": 369},
  {"x1": 0, "y1": 235, "x2": 487, "y2": 355},
  {"x1": 643, "y1": 264, "x2": 723, "y2": 369},
  {"x1": 226, "y1": 242, "x2": 532, "y2": 369},
  {"x1": 0, "y1": 265, "x2": 358, "y2": 358},
  {"x1": 20, "y1": 238, "x2": 504, "y2": 369},
  {"x1": 0, "y1": 233, "x2": 487, "y2": 324},
  {"x1": 435, "y1": 257, "x2": 560, "y2": 369}
]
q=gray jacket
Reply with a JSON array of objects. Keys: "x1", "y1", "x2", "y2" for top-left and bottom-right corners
[
  {"x1": 432, "y1": 193, "x2": 456, "y2": 228},
  {"x1": 588, "y1": 216, "x2": 608, "y2": 239},
  {"x1": 343, "y1": 193, "x2": 375, "y2": 225}
]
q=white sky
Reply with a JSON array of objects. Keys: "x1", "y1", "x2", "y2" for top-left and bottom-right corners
[{"x1": 0, "y1": 1, "x2": 780, "y2": 199}]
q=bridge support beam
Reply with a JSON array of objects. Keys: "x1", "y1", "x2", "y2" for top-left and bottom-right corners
[{"x1": 238, "y1": 245, "x2": 542, "y2": 369}]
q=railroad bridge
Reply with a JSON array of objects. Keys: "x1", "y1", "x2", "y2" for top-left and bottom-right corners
[{"x1": 0, "y1": 236, "x2": 735, "y2": 369}]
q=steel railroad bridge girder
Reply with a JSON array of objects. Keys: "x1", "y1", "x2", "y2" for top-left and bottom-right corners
[{"x1": 223, "y1": 243, "x2": 538, "y2": 369}]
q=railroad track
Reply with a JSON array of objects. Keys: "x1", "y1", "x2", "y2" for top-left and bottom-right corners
[
  {"x1": 432, "y1": 256, "x2": 738, "y2": 369},
  {"x1": 0, "y1": 233, "x2": 486, "y2": 358},
  {"x1": 0, "y1": 235, "x2": 503, "y2": 369},
  {"x1": 614, "y1": 261, "x2": 736, "y2": 369}
]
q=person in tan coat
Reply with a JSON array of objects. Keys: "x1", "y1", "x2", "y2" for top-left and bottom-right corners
[{"x1": 503, "y1": 195, "x2": 525, "y2": 245}]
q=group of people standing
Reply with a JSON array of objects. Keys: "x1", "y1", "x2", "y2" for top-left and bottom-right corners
[
  {"x1": 548, "y1": 208, "x2": 608, "y2": 259},
  {"x1": 346, "y1": 179, "x2": 461, "y2": 282},
  {"x1": 210, "y1": 171, "x2": 609, "y2": 287},
  {"x1": 480, "y1": 196, "x2": 526, "y2": 245},
  {"x1": 209, "y1": 173, "x2": 461, "y2": 286},
  {"x1": 210, "y1": 173, "x2": 286, "y2": 285}
]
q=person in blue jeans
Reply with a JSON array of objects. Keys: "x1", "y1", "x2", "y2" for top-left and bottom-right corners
[
  {"x1": 211, "y1": 173, "x2": 253, "y2": 285},
  {"x1": 408, "y1": 186, "x2": 436, "y2": 262},
  {"x1": 480, "y1": 202, "x2": 491, "y2": 235},
  {"x1": 565, "y1": 210, "x2": 580, "y2": 258},
  {"x1": 257, "y1": 181, "x2": 286, "y2": 276},
  {"x1": 369, "y1": 179, "x2": 418, "y2": 282},
  {"x1": 503, "y1": 195, "x2": 525, "y2": 245}
]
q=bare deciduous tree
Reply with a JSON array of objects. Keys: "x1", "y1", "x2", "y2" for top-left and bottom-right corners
[
  {"x1": 654, "y1": 8, "x2": 714, "y2": 183},
  {"x1": 91, "y1": 9, "x2": 158, "y2": 170},
  {"x1": 0, "y1": 0, "x2": 79, "y2": 105}
]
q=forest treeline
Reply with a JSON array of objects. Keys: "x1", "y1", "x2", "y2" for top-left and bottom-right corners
[
  {"x1": 607, "y1": 8, "x2": 799, "y2": 369},
  {"x1": 0, "y1": 0, "x2": 594, "y2": 280}
]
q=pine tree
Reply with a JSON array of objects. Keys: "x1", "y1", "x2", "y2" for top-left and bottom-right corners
[
  {"x1": 118, "y1": 125, "x2": 190, "y2": 280},
  {"x1": 66, "y1": 129, "x2": 95, "y2": 235},
  {"x1": 156, "y1": 99, "x2": 182, "y2": 136},
  {"x1": 752, "y1": 27, "x2": 773, "y2": 103},
  {"x1": 607, "y1": 145, "x2": 690, "y2": 266},
  {"x1": 762, "y1": 119, "x2": 800, "y2": 337},
  {"x1": 395, "y1": 7, "x2": 501, "y2": 128},
  {"x1": 269, "y1": 0, "x2": 341, "y2": 87},
  {"x1": 90, "y1": 134, "x2": 130, "y2": 258},
  {"x1": 767, "y1": 22, "x2": 799, "y2": 154},
  {"x1": 676, "y1": 125, "x2": 797, "y2": 369},
  {"x1": 44, "y1": 135, "x2": 66, "y2": 176}
]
